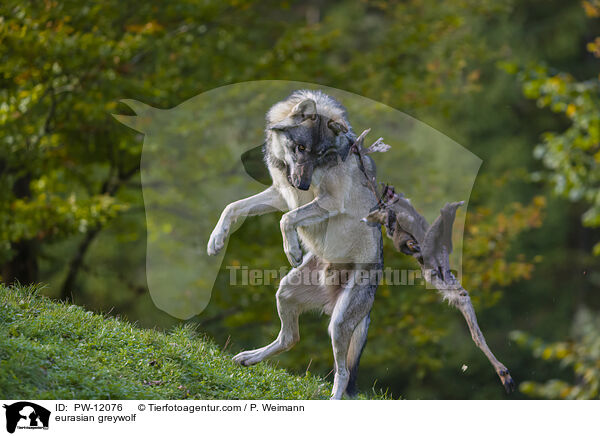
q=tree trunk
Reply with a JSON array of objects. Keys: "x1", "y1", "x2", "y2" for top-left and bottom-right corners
[
  {"x1": 1, "y1": 239, "x2": 39, "y2": 285},
  {"x1": 1, "y1": 173, "x2": 39, "y2": 285},
  {"x1": 59, "y1": 227, "x2": 101, "y2": 301}
]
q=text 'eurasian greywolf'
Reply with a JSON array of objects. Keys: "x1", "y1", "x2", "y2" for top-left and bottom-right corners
[{"x1": 207, "y1": 90, "x2": 382, "y2": 399}]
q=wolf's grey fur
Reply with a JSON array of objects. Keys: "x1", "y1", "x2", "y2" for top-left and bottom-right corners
[{"x1": 207, "y1": 90, "x2": 383, "y2": 399}]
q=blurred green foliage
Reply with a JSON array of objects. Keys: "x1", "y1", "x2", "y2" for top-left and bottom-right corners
[
  {"x1": 0, "y1": 0, "x2": 599, "y2": 399},
  {"x1": 516, "y1": 47, "x2": 600, "y2": 253},
  {"x1": 512, "y1": 307, "x2": 600, "y2": 399},
  {"x1": 505, "y1": 0, "x2": 600, "y2": 399}
]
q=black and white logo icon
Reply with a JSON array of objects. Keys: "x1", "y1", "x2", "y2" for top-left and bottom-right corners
[{"x1": 3, "y1": 402, "x2": 50, "y2": 434}]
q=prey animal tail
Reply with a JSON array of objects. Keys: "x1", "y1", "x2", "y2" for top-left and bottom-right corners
[{"x1": 345, "y1": 313, "x2": 371, "y2": 397}]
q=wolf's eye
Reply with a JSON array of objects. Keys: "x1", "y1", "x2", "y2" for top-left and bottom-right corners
[{"x1": 297, "y1": 144, "x2": 306, "y2": 152}]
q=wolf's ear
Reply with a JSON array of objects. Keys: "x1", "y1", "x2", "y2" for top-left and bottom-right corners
[
  {"x1": 291, "y1": 99, "x2": 317, "y2": 121},
  {"x1": 269, "y1": 99, "x2": 317, "y2": 131},
  {"x1": 327, "y1": 119, "x2": 348, "y2": 136}
]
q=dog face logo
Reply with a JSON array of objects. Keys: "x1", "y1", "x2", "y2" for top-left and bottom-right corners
[
  {"x1": 112, "y1": 81, "x2": 481, "y2": 320},
  {"x1": 3, "y1": 402, "x2": 50, "y2": 433}
]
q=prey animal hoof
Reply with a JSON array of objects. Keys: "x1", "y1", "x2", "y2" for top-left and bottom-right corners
[{"x1": 497, "y1": 368, "x2": 515, "y2": 393}]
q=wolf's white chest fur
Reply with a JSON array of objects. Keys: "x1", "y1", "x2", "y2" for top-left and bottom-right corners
[{"x1": 271, "y1": 165, "x2": 379, "y2": 264}]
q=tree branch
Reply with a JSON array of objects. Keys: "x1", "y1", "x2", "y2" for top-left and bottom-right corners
[{"x1": 59, "y1": 163, "x2": 140, "y2": 301}]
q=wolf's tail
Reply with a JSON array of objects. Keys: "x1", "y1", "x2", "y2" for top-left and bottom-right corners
[{"x1": 344, "y1": 313, "x2": 371, "y2": 397}]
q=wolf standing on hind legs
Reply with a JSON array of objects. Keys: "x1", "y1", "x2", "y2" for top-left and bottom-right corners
[{"x1": 207, "y1": 90, "x2": 383, "y2": 399}]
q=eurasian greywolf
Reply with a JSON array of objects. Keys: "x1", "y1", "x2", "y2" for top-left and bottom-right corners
[{"x1": 207, "y1": 90, "x2": 382, "y2": 399}]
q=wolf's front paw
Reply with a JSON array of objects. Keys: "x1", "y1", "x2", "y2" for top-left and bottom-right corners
[
  {"x1": 284, "y1": 241, "x2": 303, "y2": 267},
  {"x1": 280, "y1": 216, "x2": 303, "y2": 267},
  {"x1": 207, "y1": 225, "x2": 228, "y2": 256}
]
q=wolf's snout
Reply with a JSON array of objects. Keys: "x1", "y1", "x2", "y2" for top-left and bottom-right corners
[
  {"x1": 291, "y1": 172, "x2": 310, "y2": 190},
  {"x1": 296, "y1": 180, "x2": 311, "y2": 191},
  {"x1": 291, "y1": 162, "x2": 314, "y2": 191}
]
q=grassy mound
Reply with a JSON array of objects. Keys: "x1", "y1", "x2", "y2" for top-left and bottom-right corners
[{"x1": 0, "y1": 284, "x2": 334, "y2": 399}]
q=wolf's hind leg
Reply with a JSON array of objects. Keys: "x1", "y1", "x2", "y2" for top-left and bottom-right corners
[
  {"x1": 329, "y1": 271, "x2": 376, "y2": 400},
  {"x1": 233, "y1": 255, "x2": 330, "y2": 366},
  {"x1": 344, "y1": 313, "x2": 371, "y2": 397}
]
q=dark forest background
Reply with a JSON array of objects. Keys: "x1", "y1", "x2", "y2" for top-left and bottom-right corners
[{"x1": 1, "y1": 0, "x2": 599, "y2": 399}]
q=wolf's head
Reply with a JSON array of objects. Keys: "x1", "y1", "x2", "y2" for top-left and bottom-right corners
[{"x1": 265, "y1": 90, "x2": 355, "y2": 190}]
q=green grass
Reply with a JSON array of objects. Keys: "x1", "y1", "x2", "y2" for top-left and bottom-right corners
[{"x1": 0, "y1": 283, "x2": 338, "y2": 399}]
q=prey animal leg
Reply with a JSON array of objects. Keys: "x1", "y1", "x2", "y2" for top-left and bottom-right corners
[{"x1": 441, "y1": 285, "x2": 515, "y2": 393}]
